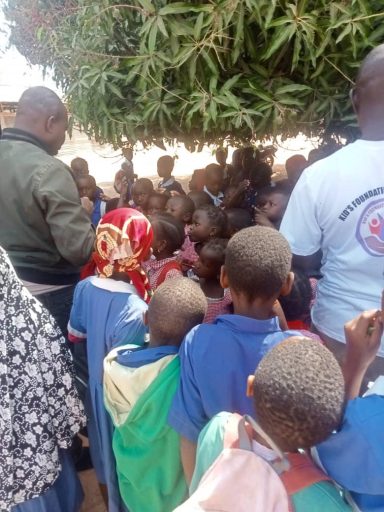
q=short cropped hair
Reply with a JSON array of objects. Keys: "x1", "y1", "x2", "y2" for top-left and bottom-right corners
[
  {"x1": 148, "y1": 278, "x2": 207, "y2": 345},
  {"x1": 197, "y1": 205, "x2": 228, "y2": 238},
  {"x1": 151, "y1": 212, "x2": 185, "y2": 253},
  {"x1": 225, "y1": 226, "x2": 291, "y2": 300},
  {"x1": 188, "y1": 191, "x2": 213, "y2": 208},
  {"x1": 226, "y1": 208, "x2": 252, "y2": 235},
  {"x1": 253, "y1": 337, "x2": 345, "y2": 451}
]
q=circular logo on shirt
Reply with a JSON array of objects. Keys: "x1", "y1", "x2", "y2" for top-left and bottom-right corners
[{"x1": 356, "y1": 198, "x2": 384, "y2": 256}]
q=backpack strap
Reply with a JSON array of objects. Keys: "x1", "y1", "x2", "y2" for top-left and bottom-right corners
[
  {"x1": 157, "y1": 260, "x2": 182, "y2": 287},
  {"x1": 281, "y1": 452, "x2": 330, "y2": 495}
]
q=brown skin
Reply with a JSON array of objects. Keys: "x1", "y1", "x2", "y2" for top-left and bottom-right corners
[
  {"x1": 147, "y1": 196, "x2": 168, "y2": 217},
  {"x1": 180, "y1": 268, "x2": 294, "y2": 482},
  {"x1": 151, "y1": 221, "x2": 174, "y2": 260},
  {"x1": 15, "y1": 87, "x2": 68, "y2": 156},
  {"x1": 189, "y1": 209, "x2": 219, "y2": 243},
  {"x1": 132, "y1": 181, "x2": 153, "y2": 212},
  {"x1": 255, "y1": 192, "x2": 289, "y2": 229},
  {"x1": 205, "y1": 165, "x2": 224, "y2": 197},
  {"x1": 157, "y1": 155, "x2": 174, "y2": 179},
  {"x1": 193, "y1": 246, "x2": 224, "y2": 299},
  {"x1": 166, "y1": 196, "x2": 193, "y2": 225},
  {"x1": 76, "y1": 176, "x2": 97, "y2": 201}
]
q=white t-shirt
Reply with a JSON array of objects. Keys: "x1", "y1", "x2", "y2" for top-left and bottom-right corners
[{"x1": 280, "y1": 139, "x2": 384, "y2": 355}]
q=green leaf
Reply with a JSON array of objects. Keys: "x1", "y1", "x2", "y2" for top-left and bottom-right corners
[
  {"x1": 106, "y1": 82, "x2": 124, "y2": 99},
  {"x1": 194, "y1": 12, "x2": 205, "y2": 40},
  {"x1": 276, "y1": 84, "x2": 311, "y2": 94}
]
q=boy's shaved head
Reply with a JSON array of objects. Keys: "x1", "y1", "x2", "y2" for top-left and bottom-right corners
[
  {"x1": 148, "y1": 278, "x2": 207, "y2": 346},
  {"x1": 225, "y1": 226, "x2": 291, "y2": 300},
  {"x1": 253, "y1": 337, "x2": 345, "y2": 451}
]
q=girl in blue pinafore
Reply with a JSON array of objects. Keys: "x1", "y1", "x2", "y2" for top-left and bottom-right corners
[{"x1": 68, "y1": 208, "x2": 153, "y2": 512}]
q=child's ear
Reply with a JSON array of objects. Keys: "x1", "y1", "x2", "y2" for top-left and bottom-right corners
[
  {"x1": 280, "y1": 271, "x2": 295, "y2": 297},
  {"x1": 220, "y1": 265, "x2": 229, "y2": 288},
  {"x1": 246, "y1": 375, "x2": 255, "y2": 397}
]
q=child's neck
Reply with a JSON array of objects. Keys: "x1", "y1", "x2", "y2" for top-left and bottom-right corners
[
  {"x1": 156, "y1": 250, "x2": 174, "y2": 261},
  {"x1": 199, "y1": 277, "x2": 223, "y2": 299},
  {"x1": 232, "y1": 294, "x2": 277, "y2": 320}
]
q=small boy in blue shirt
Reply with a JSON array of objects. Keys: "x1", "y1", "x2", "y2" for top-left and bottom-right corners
[{"x1": 168, "y1": 225, "x2": 301, "y2": 481}]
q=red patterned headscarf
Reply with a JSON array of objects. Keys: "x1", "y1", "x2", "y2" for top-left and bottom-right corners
[{"x1": 93, "y1": 208, "x2": 153, "y2": 303}]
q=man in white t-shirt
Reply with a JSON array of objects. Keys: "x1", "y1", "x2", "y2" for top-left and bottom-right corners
[{"x1": 280, "y1": 44, "x2": 384, "y2": 379}]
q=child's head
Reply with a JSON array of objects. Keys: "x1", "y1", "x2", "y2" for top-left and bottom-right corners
[
  {"x1": 249, "y1": 162, "x2": 272, "y2": 189},
  {"x1": 215, "y1": 147, "x2": 228, "y2": 166},
  {"x1": 226, "y1": 208, "x2": 253, "y2": 237},
  {"x1": 151, "y1": 212, "x2": 185, "y2": 259},
  {"x1": 194, "y1": 238, "x2": 228, "y2": 281},
  {"x1": 131, "y1": 178, "x2": 154, "y2": 211},
  {"x1": 71, "y1": 157, "x2": 89, "y2": 178},
  {"x1": 188, "y1": 168, "x2": 206, "y2": 192},
  {"x1": 189, "y1": 205, "x2": 228, "y2": 243},
  {"x1": 147, "y1": 277, "x2": 207, "y2": 346},
  {"x1": 76, "y1": 174, "x2": 97, "y2": 201},
  {"x1": 285, "y1": 154, "x2": 307, "y2": 184},
  {"x1": 205, "y1": 164, "x2": 224, "y2": 196},
  {"x1": 256, "y1": 185, "x2": 290, "y2": 226},
  {"x1": 147, "y1": 192, "x2": 169, "y2": 216},
  {"x1": 166, "y1": 195, "x2": 195, "y2": 225},
  {"x1": 278, "y1": 269, "x2": 312, "y2": 324},
  {"x1": 157, "y1": 155, "x2": 174, "y2": 179},
  {"x1": 223, "y1": 226, "x2": 293, "y2": 302},
  {"x1": 249, "y1": 337, "x2": 345, "y2": 452},
  {"x1": 188, "y1": 190, "x2": 213, "y2": 209}
]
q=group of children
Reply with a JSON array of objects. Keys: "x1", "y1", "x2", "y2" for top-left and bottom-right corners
[{"x1": 63, "y1": 147, "x2": 384, "y2": 512}]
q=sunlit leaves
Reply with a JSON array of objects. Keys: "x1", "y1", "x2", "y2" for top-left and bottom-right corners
[{"x1": 4, "y1": 0, "x2": 384, "y2": 149}]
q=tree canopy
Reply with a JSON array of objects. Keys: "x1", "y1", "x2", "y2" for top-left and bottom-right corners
[{"x1": 4, "y1": 0, "x2": 384, "y2": 149}]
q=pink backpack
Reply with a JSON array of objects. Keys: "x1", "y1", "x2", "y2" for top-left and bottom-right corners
[{"x1": 174, "y1": 414, "x2": 329, "y2": 512}]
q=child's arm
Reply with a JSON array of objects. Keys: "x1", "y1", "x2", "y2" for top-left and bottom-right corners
[
  {"x1": 343, "y1": 304, "x2": 383, "y2": 399},
  {"x1": 180, "y1": 436, "x2": 197, "y2": 485}
]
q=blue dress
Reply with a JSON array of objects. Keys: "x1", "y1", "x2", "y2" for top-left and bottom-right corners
[{"x1": 68, "y1": 277, "x2": 147, "y2": 512}]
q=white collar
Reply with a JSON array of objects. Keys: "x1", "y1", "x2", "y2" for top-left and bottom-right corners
[
  {"x1": 90, "y1": 276, "x2": 139, "y2": 295},
  {"x1": 159, "y1": 177, "x2": 175, "y2": 188}
]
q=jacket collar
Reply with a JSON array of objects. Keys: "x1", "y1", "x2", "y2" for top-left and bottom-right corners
[{"x1": 1, "y1": 128, "x2": 50, "y2": 154}]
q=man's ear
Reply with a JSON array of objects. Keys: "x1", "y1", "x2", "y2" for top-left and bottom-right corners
[
  {"x1": 220, "y1": 265, "x2": 229, "y2": 289},
  {"x1": 143, "y1": 310, "x2": 148, "y2": 326},
  {"x1": 246, "y1": 375, "x2": 255, "y2": 397},
  {"x1": 280, "y1": 271, "x2": 294, "y2": 297},
  {"x1": 46, "y1": 115, "x2": 56, "y2": 133}
]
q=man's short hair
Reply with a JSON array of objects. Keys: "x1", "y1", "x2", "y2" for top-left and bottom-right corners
[
  {"x1": 225, "y1": 226, "x2": 292, "y2": 300},
  {"x1": 253, "y1": 337, "x2": 345, "y2": 451},
  {"x1": 148, "y1": 278, "x2": 207, "y2": 345}
]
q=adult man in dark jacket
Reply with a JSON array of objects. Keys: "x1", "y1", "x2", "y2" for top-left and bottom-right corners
[{"x1": 0, "y1": 86, "x2": 95, "y2": 334}]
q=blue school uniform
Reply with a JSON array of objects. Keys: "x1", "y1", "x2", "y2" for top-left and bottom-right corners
[
  {"x1": 317, "y1": 395, "x2": 384, "y2": 511},
  {"x1": 68, "y1": 276, "x2": 147, "y2": 512},
  {"x1": 168, "y1": 314, "x2": 301, "y2": 442}
]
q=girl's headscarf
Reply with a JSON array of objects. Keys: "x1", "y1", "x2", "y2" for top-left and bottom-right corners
[
  {"x1": 0, "y1": 247, "x2": 85, "y2": 510},
  {"x1": 93, "y1": 208, "x2": 153, "y2": 303}
]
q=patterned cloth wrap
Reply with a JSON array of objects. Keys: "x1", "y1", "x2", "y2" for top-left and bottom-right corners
[
  {"x1": 0, "y1": 247, "x2": 86, "y2": 510},
  {"x1": 92, "y1": 208, "x2": 153, "y2": 304}
]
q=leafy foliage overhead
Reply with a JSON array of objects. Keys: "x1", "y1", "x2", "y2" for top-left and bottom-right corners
[{"x1": 4, "y1": 0, "x2": 384, "y2": 149}]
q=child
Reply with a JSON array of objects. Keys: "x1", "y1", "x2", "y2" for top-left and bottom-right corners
[
  {"x1": 185, "y1": 337, "x2": 351, "y2": 511},
  {"x1": 254, "y1": 183, "x2": 290, "y2": 229},
  {"x1": 316, "y1": 308, "x2": 384, "y2": 511},
  {"x1": 131, "y1": 177, "x2": 154, "y2": 214},
  {"x1": 188, "y1": 190, "x2": 213, "y2": 209},
  {"x1": 168, "y1": 226, "x2": 302, "y2": 482},
  {"x1": 68, "y1": 208, "x2": 153, "y2": 512},
  {"x1": 147, "y1": 191, "x2": 169, "y2": 217},
  {"x1": 285, "y1": 154, "x2": 307, "y2": 186},
  {"x1": 203, "y1": 164, "x2": 225, "y2": 206},
  {"x1": 225, "y1": 208, "x2": 253, "y2": 237},
  {"x1": 188, "y1": 168, "x2": 205, "y2": 192},
  {"x1": 180, "y1": 205, "x2": 228, "y2": 271},
  {"x1": 279, "y1": 268, "x2": 313, "y2": 330},
  {"x1": 166, "y1": 195, "x2": 195, "y2": 225},
  {"x1": 143, "y1": 213, "x2": 184, "y2": 290},
  {"x1": 76, "y1": 174, "x2": 106, "y2": 226},
  {"x1": 193, "y1": 238, "x2": 232, "y2": 323},
  {"x1": 71, "y1": 156, "x2": 89, "y2": 178},
  {"x1": 157, "y1": 155, "x2": 185, "y2": 195},
  {"x1": 103, "y1": 278, "x2": 207, "y2": 512}
]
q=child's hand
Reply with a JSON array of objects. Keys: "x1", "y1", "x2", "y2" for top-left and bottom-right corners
[
  {"x1": 344, "y1": 308, "x2": 383, "y2": 370},
  {"x1": 254, "y1": 207, "x2": 274, "y2": 228},
  {"x1": 80, "y1": 196, "x2": 94, "y2": 215}
]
